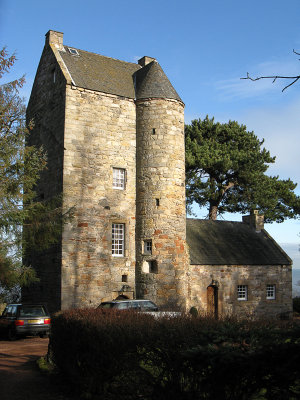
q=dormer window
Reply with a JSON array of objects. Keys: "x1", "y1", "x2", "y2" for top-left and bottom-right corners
[{"x1": 68, "y1": 47, "x2": 79, "y2": 56}]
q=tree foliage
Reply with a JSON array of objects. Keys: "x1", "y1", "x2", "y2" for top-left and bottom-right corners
[
  {"x1": 185, "y1": 116, "x2": 300, "y2": 222},
  {"x1": 0, "y1": 48, "x2": 71, "y2": 301}
]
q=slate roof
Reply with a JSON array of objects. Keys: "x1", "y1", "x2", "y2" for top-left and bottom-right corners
[
  {"x1": 186, "y1": 218, "x2": 291, "y2": 266},
  {"x1": 134, "y1": 61, "x2": 182, "y2": 102},
  {"x1": 58, "y1": 46, "x2": 182, "y2": 102}
]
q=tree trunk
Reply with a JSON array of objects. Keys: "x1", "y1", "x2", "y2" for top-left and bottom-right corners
[{"x1": 209, "y1": 205, "x2": 218, "y2": 220}]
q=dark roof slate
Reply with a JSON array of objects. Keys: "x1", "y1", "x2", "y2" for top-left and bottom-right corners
[
  {"x1": 134, "y1": 61, "x2": 183, "y2": 102},
  {"x1": 186, "y1": 219, "x2": 291, "y2": 266},
  {"x1": 59, "y1": 46, "x2": 140, "y2": 98},
  {"x1": 58, "y1": 46, "x2": 182, "y2": 102}
]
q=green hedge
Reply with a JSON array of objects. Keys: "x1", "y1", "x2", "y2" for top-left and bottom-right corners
[
  {"x1": 293, "y1": 297, "x2": 300, "y2": 314},
  {"x1": 50, "y1": 309, "x2": 300, "y2": 400}
]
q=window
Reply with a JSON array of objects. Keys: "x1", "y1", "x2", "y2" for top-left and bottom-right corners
[
  {"x1": 122, "y1": 274, "x2": 128, "y2": 282},
  {"x1": 144, "y1": 240, "x2": 152, "y2": 255},
  {"x1": 237, "y1": 285, "x2": 248, "y2": 301},
  {"x1": 152, "y1": 128, "x2": 156, "y2": 135},
  {"x1": 266, "y1": 284, "x2": 276, "y2": 299},
  {"x1": 148, "y1": 260, "x2": 158, "y2": 274},
  {"x1": 113, "y1": 168, "x2": 126, "y2": 189},
  {"x1": 52, "y1": 68, "x2": 56, "y2": 83},
  {"x1": 68, "y1": 47, "x2": 79, "y2": 56},
  {"x1": 112, "y1": 223, "x2": 125, "y2": 256},
  {"x1": 155, "y1": 198, "x2": 160, "y2": 207}
]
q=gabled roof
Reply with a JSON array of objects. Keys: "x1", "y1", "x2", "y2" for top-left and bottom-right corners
[
  {"x1": 58, "y1": 46, "x2": 182, "y2": 102},
  {"x1": 186, "y1": 218, "x2": 291, "y2": 266},
  {"x1": 59, "y1": 46, "x2": 140, "y2": 98}
]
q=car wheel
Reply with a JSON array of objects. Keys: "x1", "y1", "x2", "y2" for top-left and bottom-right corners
[{"x1": 8, "y1": 327, "x2": 17, "y2": 341}]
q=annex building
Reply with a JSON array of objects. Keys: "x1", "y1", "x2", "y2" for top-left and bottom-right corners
[{"x1": 24, "y1": 30, "x2": 292, "y2": 318}]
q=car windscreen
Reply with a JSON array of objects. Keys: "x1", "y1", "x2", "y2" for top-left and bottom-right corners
[
  {"x1": 139, "y1": 301, "x2": 158, "y2": 311},
  {"x1": 19, "y1": 306, "x2": 47, "y2": 318}
]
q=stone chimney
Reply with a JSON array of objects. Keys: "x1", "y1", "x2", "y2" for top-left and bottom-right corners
[
  {"x1": 242, "y1": 210, "x2": 264, "y2": 232},
  {"x1": 138, "y1": 56, "x2": 156, "y2": 67},
  {"x1": 45, "y1": 30, "x2": 64, "y2": 51}
]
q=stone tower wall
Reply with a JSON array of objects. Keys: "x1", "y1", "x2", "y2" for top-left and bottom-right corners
[
  {"x1": 61, "y1": 86, "x2": 137, "y2": 309},
  {"x1": 136, "y1": 98, "x2": 189, "y2": 310},
  {"x1": 23, "y1": 42, "x2": 66, "y2": 312}
]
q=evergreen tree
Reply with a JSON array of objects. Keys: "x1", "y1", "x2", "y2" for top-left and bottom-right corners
[
  {"x1": 0, "y1": 48, "x2": 70, "y2": 301},
  {"x1": 185, "y1": 116, "x2": 300, "y2": 222}
]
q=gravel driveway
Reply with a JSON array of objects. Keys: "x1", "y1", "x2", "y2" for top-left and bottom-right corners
[{"x1": 0, "y1": 337, "x2": 76, "y2": 400}]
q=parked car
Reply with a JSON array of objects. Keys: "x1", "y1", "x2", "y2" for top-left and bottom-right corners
[
  {"x1": 98, "y1": 299, "x2": 182, "y2": 318},
  {"x1": 0, "y1": 304, "x2": 51, "y2": 340},
  {"x1": 98, "y1": 299, "x2": 159, "y2": 311}
]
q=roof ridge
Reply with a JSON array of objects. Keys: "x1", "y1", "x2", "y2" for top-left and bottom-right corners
[{"x1": 187, "y1": 218, "x2": 243, "y2": 224}]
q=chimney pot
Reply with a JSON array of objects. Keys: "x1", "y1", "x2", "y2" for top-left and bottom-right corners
[
  {"x1": 138, "y1": 56, "x2": 156, "y2": 67},
  {"x1": 242, "y1": 210, "x2": 264, "y2": 232}
]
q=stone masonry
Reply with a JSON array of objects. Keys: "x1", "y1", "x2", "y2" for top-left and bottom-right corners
[{"x1": 25, "y1": 30, "x2": 292, "y2": 318}]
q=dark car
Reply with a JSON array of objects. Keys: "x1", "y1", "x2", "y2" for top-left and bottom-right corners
[
  {"x1": 0, "y1": 304, "x2": 51, "y2": 340},
  {"x1": 98, "y1": 299, "x2": 159, "y2": 311}
]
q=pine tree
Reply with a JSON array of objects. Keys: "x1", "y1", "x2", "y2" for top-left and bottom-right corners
[{"x1": 185, "y1": 116, "x2": 300, "y2": 222}]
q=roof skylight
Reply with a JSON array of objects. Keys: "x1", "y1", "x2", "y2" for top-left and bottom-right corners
[{"x1": 68, "y1": 47, "x2": 79, "y2": 56}]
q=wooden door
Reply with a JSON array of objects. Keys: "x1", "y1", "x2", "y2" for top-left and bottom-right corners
[{"x1": 207, "y1": 285, "x2": 218, "y2": 318}]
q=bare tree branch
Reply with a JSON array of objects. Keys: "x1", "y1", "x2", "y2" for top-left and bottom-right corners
[{"x1": 241, "y1": 50, "x2": 300, "y2": 91}]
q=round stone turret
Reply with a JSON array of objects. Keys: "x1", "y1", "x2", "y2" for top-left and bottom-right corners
[{"x1": 135, "y1": 61, "x2": 189, "y2": 310}]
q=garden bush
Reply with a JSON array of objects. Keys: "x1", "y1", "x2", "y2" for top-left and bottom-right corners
[
  {"x1": 50, "y1": 309, "x2": 300, "y2": 400},
  {"x1": 293, "y1": 297, "x2": 300, "y2": 314}
]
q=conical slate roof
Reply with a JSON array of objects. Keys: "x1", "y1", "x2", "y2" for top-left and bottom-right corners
[{"x1": 134, "y1": 61, "x2": 183, "y2": 102}]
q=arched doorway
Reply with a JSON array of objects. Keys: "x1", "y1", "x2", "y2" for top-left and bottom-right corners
[
  {"x1": 207, "y1": 285, "x2": 218, "y2": 319},
  {"x1": 115, "y1": 294, "x2": 129, "y2": 300}
]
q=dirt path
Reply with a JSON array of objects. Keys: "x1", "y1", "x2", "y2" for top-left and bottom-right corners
[{"x1": 0, "y1": 337, "x2": 74, "y2": 400}]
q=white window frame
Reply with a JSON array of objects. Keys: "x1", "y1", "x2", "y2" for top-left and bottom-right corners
[
  {"x1": 68, "y1": 47, "x2": 79, "y2": 56},
  {"x1": 143, "y1": 240, "x2": 152, "y2": 255},
  {"x1": 266, "y1": 284, "x2": 276, "y2": 300},
  {"x1": 112, "y1": 223, "x2": 125, "y2": 257},
  {"x1": 237, "y1": 285, "x2": 248, "y2": 301},
  {"x1": 113, "y1": 168, "x2": 126, "y2": 190}
]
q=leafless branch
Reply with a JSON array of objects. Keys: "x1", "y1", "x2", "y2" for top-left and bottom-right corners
[
  {"x1": 241, "y1": 73, "x2": 300, "y2": 92},
  {"x1": 241, "y1": 50, "x2": 300, "y2": 91}
]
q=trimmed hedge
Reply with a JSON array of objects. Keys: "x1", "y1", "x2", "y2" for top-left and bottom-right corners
[
  {"x1": 293, "y1": 297, "x2": 300, "y2": 314},
  {"x1": 50, "y1": 309, "x2": 300, "y2": 400}
]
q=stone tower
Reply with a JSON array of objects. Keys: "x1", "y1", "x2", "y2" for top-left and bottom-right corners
[
  {"x1": 135, "y1": 58, "x2": 189, "y2": 310},
  {"x1": 24, "y1": 30, "x2": 189, "y2": 312}
]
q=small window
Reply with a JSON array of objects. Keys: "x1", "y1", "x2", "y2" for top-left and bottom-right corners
[
  {"x1": 144, "y1": 240, "x2": 152, "y2": 255},
  {"x1": 237, "y1": 285, "x2": 248, "y2": 301},
  {"x1": 155, "y1": 198, "x2": 160, "y2": 207},
  {"x1": 52, "y1": 68, "x2": 56, "y2": 83},
  {"x1": 112, "y1": 223, "x2": 125, "y2": 257},
  {"x1": 68, "y1": 47, "x2": 79, "y2": 56},
  {"x1": 122, "y1": 274, "x2": 128, "y2": 282},
  {"x1": 148, "y1": 260, "x2": 158, "y2": 274},
  {"x1": 113, "y1": 168, "x2": 126, "y2": 189},
  {"x1": 266, "y1": 284, "x2": 276, "y2": 300},
  {"x1": 152, "y1": 128, "x2": 156, "y2": 135}
]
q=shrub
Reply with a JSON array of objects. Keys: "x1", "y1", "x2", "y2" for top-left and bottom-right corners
[
  {"x1": 293, "y1": 297, "x2": 300, "y2": 314},
  {"x1": 50, "y1": 309, "x2": 300, "y2": 400}
]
